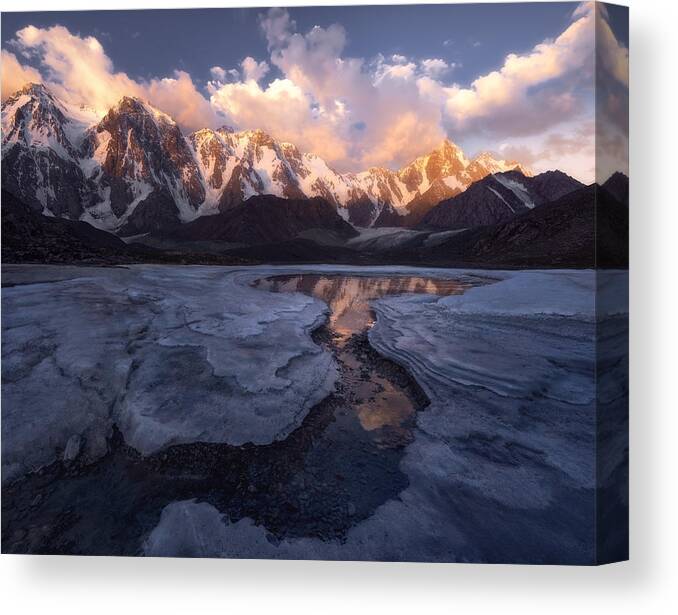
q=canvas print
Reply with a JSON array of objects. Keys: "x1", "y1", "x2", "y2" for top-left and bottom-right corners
[{"x1": 0, "y1": 2, "x2": 628, "y2": 564}]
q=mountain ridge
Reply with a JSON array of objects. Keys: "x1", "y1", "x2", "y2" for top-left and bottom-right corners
[
  {"x1": 2, "y1": 82, "x2": 531, "y2": 235},
  {"x1": 418, "y1": 169, "x2": 585, "y2": 230}
]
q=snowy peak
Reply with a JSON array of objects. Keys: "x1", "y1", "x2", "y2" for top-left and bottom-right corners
[
  {"x1": 359, "y1": 140, "x2": 528, "y2": 227},
  {"x1": 466, "y1": 152, "x2": 530, "y2": 183},
  {"x1": 109, "y1": 96, "x2": 176, "y2": 128},
  {"x1": 189, "y1": 126, "x2": 308, "y2": 212},
  {"x1": 190, "y1": 128, "x2": 232, "y2": 193},
  {"x1": 75, "y1": 93, "x2": 205, "y2": 232},
  {"x1": 1, "y1": 83, "x2": 101, "y2": 218},
  {"x1": 1, "y1": 82, "x2": 80, "y2": 160}
]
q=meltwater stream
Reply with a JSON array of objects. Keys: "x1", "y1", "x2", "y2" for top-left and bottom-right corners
[{"x1": 2, "y1": 273, "x2": 470, "y2": 555}]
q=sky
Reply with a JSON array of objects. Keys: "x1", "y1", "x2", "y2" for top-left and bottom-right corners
[{"x1": 1, "y1": 2, "x2": 629, "y2": 182}]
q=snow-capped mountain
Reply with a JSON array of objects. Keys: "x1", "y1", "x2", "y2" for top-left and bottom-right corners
[
  {"x1": 2, "y1": 83, "x2": 528, "y2": 234},
  {"x1": 1, "y1": 83, "x2": 97, "y2": 219},
  {"x1": 79, "y1": 96, "x2": 205, "y2": 235}
]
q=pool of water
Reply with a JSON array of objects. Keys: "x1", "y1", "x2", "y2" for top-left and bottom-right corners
[{"x1": 254, "y1": 274, "x2": 468, "y2": 443}]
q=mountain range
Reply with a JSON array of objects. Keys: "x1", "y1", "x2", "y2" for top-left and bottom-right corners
[
  {"x1": 2, "y1": 82, "x2": 528, "y2": 235},
  {"x1": 1, "y1": 82, "x2": 628, "y2": 269}
]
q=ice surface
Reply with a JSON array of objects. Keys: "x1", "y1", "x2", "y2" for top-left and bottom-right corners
[
  {"x1": 139, "y1": 267, "x2": 620, "y2": 563},
  {"x1": 1, "y1": 265, "x2": 338, "y2": 482},
  {"x1": 3, "y1": 264, "x2": 626, "y2": 562}
]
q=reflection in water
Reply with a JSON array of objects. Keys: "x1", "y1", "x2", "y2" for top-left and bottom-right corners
[
  {"x1": 256, "y1": 275, "x2": 466, "y2": 343},
  {"x1": 255, "y1": 275, "x2": 467, "y2": 441}
]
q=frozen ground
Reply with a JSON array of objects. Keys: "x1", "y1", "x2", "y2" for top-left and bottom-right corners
[
  {"x1": 1, "y1": 265, "x2": 628, "y2": 562},
  {"x1": 2, "y1": 264, "x2": 338, "y2": 481}
]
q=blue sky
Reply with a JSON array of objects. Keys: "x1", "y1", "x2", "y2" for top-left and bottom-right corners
[
  {"x1": 1, "y1": 3, "x2": 629, "y2": 181},
  {"x1": 2, "y1": 4, "x2": 592, "y2": 90}
]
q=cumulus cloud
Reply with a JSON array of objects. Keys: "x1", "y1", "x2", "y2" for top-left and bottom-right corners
[
  {"x1": 594, "y1": 3, "x2": 629, "y2": 181},
  {"x1": 420, "y1": 58, "x2": 451, "y2": 77},
  {"x1": 241, "y1": 57, "x2": 269, "y2": 83},
  {"x1": 208, "y1": 3, "x2": 623, "y2": 177},
  {"x1": 439, "y1": 2, "x2": 598, "y2": 137},
  {"x1": 1, "y1": 50, "x2": 42, "y2": 101},
  {"x1": 210, "y1": 66, "x2": 227, "y2": 81},
  {"x1": 211, "y1": 12, "x2": 445, "y2": 170}
]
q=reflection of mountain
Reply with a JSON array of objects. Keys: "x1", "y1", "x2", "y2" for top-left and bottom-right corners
[
  {"x1": 2, "y1": 83, "x2": 526, "y2": 233},
  {"x1": 257, "y1": 274, "x2": 466, "y2": 341}
]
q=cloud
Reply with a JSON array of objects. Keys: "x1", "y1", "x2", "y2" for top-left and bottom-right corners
[
  {"x1": 210, "y1": 66, "x2": 227, "y2": 81},
  {"x1": 496, "y1": 121, "x2": 596, "y2": 183},
  {"x1": 211, "y1": 11, "x2": 445, "y2": 171},
  {"x1": 241, "y1": 57, "x2": 269, "y2": 83},
  {"x1": 1, "y1": 50, "x2": 42, "y2": 101},
  {"x1": 209, "y1": 3, "x2": 618, "y2": 175},
  {"x1": 594, "y1": 3, "x2": 629, "y2": 181},
  {"x1": 7, "y1": 24, "x2": 218, "y2": 132},
  {"x1": 420, "y1": 58, "x2": 452, "y2": 77},
  {"x1": 439, "y1": 2, "x2": 599, "y2": 138},
  {"x1": 145, "y1": 71, "x2": 218, "y2": 133}
]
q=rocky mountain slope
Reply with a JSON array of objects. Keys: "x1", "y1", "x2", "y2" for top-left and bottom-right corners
[
  {"x1": 162, "y1": 195, "x2": 358, "y2": 245},
  {"x1": 407, "y1": 184, "x2": 629, "y2": 268},
  {"x1": 1, "y1": 83, "x2": 96, "y2": 219},
  {"x1": 601, "y1": 172, "x2": 629, "y2": 207},
  {"x1": 1, "y1": 188, "x2": 130, "y2": 264},
  {"x1": 418, "y1": 169, "x2": 584, "y2": 230},
  {"x1": 80, "y1": 96, "x2": 206, "y2": 236},
  {"x1": 2, "y1": 83, "x2": 527, "y2": 234}
]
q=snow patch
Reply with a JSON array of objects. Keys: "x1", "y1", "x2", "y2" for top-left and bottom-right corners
[
  {"x1": 494, "y1": 174, "x2": 535, "y2": 209},
  {"x1": 487, "y1": 186, "x2": 515, "y2": 213}
]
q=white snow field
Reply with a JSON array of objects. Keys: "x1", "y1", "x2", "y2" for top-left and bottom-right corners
[{"x1": 2, "y1": 264, "x2": 627, "y2": 563}]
